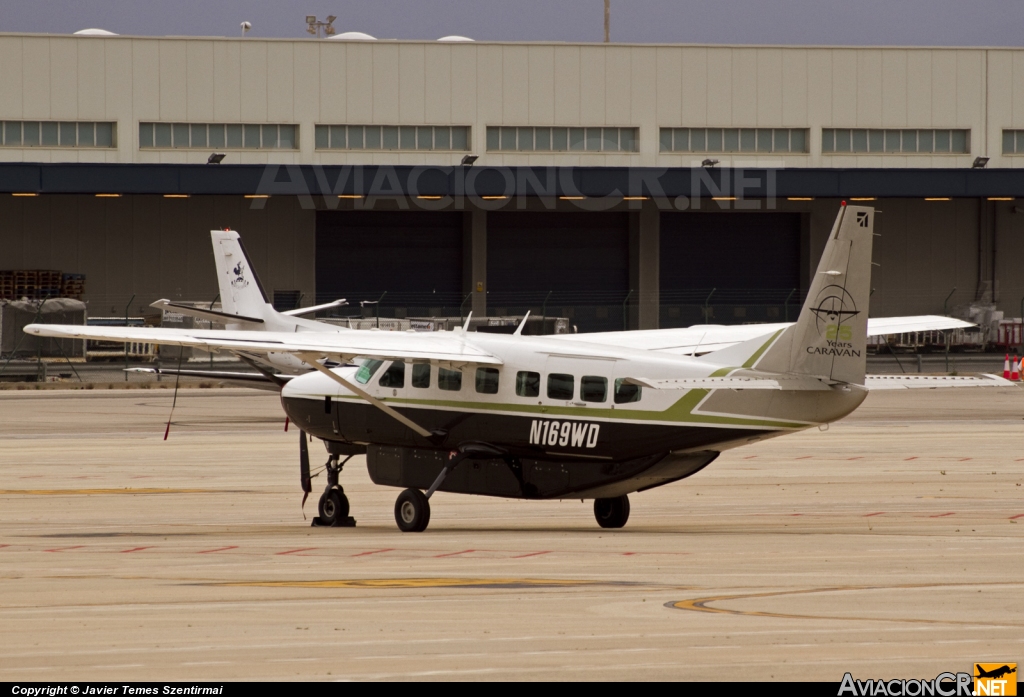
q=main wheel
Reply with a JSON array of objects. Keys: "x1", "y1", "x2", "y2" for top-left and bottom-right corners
[
  {"x1": 394, "y1": 488, "x2": 431, "y2": 533},
  {"x1": 594, "y1": 495, "x2": 630, "y2": 529},
  {"x1": 318, "y1": 488, "x2": 349, "y2": 525}
]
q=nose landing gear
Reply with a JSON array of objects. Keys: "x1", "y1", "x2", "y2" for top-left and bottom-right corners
[
  {"x1": 312, "y1": 453, "x2": 356, "y2": 527},
  {"x1": 594, "y1": 494, "x2": 630, "y2": 529}
]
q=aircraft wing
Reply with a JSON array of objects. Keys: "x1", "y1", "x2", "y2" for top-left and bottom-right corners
[
  {"x1": 863, "y1": 374, "x2": 1014, "y2": 390},
  {"x1": 23, "y1": 324, "x2": 501, "y2": 366},
  {"x1": 557, "y1": 315, "x2": 975, "y2": 356}
]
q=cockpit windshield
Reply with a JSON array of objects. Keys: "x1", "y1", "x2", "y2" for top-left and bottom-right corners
[{"x1": 354, "y1": 359, "x2": 384, "y2": 384}]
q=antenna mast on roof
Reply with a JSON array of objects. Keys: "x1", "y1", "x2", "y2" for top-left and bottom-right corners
[{"x1": 604, "y1": 0, "x2": 610, "y2": 42}]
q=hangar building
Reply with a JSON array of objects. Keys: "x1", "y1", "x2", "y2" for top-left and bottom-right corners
[{"x1": 1, "y1": 32, "x2": 1023, "y2": 331}]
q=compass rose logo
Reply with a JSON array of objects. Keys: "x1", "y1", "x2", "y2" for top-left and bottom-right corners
[{"x1": 809, "y1": 284, "x2": 860, "y2": 338}]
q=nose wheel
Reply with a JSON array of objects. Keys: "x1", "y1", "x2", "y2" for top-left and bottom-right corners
[
  {"x1": 311, "y1": 453, "x2": 356, "y2": 527},
  {"x1": 394, "y1": 488, "x2": 431, "y2": 532},
  {"x1": 594, "y1": 495, "x2": 630, "y2": 529}
]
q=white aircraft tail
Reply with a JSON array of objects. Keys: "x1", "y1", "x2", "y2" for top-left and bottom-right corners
[
  {"x1": 703, "y1": 204, "x2": 875, "y2": 385},
  {"x1": 210, "y1": 230, "x2": 272, "y2": 321}
]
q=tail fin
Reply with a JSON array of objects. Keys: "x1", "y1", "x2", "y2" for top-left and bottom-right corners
[
  {"x1": 210, "y1": 230, "x2": 271, "y2": 321},
  {"x1": 746, "y1": 204, "x2": 875, "y2": 385}
]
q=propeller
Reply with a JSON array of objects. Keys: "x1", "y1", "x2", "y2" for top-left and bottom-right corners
[{"x1": 300, "y1": 430, "x2": 312, "y2": 513}]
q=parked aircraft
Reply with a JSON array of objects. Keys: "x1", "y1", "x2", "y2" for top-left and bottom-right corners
[{"x1": 26, "y1": 205, "x2": 1008, "y2": 532}]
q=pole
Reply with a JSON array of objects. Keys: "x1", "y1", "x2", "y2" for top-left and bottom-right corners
[
  {"x1": 209, "y1": 293, "x2": 219, "y2": 370},
  {"x1": 604, "y1": 0, "x2": 610, "y2": 42},
  {"x1": 943, "y1": 286, "x2": 957, "y2": 316},
  {"x1": 784, "y1": 287, "x2": 796, "y2": 322},
  {"x1": 375, "y1": 291, "x2": 386, "y2": 328},
  {"x1": 541, "y1": 290, "x2": 552, "y2": 334},
  {"x1": 703, "y1": 288, "x2": 716, "y2": 324},
  {"x1": 124, "y1": 294, "x2": 135, "y2": 381},
  {"x1": 622, "y1": 289, "x2": 633, "y2": 331}
]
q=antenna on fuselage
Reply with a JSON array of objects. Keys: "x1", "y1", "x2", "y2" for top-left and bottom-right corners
[{"x1": 513, "y1": 310, "x2": 531, "y2": 336}]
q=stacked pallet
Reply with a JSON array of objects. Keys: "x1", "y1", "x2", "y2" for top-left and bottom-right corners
[
  {"x1": 0, "y1": 270, "x2": 85, "y2": 300},
  {"x1": 61, "y1": 273, "x2": 86, "y2": 300}
]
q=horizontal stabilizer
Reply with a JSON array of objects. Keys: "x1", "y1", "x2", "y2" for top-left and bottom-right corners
[
  {"x1": 150, "y1": 299, "x2": 264, "y2": 325},
  {"x1": 625, "y1": 375, "x2": 832, "y2": 391},
  {"x1": 281, "y1": 299, "x2": 348, "y2": 317}
]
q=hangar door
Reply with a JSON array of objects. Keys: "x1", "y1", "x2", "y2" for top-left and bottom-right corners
[
  {"x1": 488, "y1": 212, "x2": 630, "y2": 332},
  {"x1": 660, "y1": 212, "x2": 802, "y2": 328},
  {"x1": 316, "y1": 211, "x2": 464, "y2": 318}
]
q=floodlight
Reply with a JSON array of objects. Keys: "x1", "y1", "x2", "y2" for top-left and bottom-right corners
[
  {"x1": 702, "y1": 158, "x2": 720, "y2": 168},
  {"x1": 972, "y1": 157, "x2": 989, "y2": 169},
  {"x1": 461, "y1": 154, "x2": 479, "y2": 166},
  {"x1": 207, "y1": 153, "x2": 226, "y2": 164},
  {"x1": 306, "y1": 16, "x2": 316, "y2": 24},
  {"x1": 326, "y1": 15, "x2": 337, "y2": 23}
]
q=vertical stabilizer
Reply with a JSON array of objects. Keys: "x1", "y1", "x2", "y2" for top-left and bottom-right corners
[
  {"x1": 210, "y1": 230, "x2": 271, "y2": 321},
  {"x1": 752, "y1": 204, "x2": 875, "y2": 385}
]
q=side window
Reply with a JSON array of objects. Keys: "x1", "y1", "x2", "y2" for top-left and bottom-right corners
[
  {"x1": 614, "y1": 378, "x2": 642, "y2": 404},
  {"x1": 475, "y1": 367, "x2": 499, "y2": 394},
  {"x1": 547, "y1": 373, "x2": 574, "y2": 400},
  {"x1": 378, "y1": 361, "x2": 404, "y2": 388},
  {"x1": 438, "y1": 367, "x2": 462, "y2": 391},
  {"x1": 412, "y1": 363, "x2": 431, "y2": 388},
  {"x1": 580, "y1": 376, "x2": 607, "y2": 403},
  {"x1": 516, "y1": 371, "x2": 540, "y2": 397},
  {"x1": 355, "y1": 359, "x2": 384, "y2": 384}
]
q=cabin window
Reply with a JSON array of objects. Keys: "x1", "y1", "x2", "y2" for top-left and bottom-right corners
[
  {"x1": 614, "y1": 378, "x2": 642, "y2": 404},
  {"x1": 378, "y1": 361, "x2": 405, "y2": 388},
  {"x1": 438, "y1": 367, "x2": 462, "y2": 391},
  {"x1": 547, "y1": 373, "x2": 574, "y2": 400},
  {"x1": 412, "y1": 363, "x2": 431, "y2": 388},
  {"x1": 580, "y1": 376, "x2": 608, "y2": 403},
  {"x1": 475, "y1": 367, "x2": 500, "y2": 394},
  {"x1": 355, "y1": 359, "x2": 384, "y2": 384},
  {"x1": 516, "y1": 371, "x2": 540, "y2": 397}
]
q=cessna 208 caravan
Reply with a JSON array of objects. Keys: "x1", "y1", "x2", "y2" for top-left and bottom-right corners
[{"x1": 26, "y1": 204, "x2": 1007, "y2": 532}]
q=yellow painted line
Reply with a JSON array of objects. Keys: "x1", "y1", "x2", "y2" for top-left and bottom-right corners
[
  {"x1": 218, "y1": 578, "x2": 602, "y2": 590},
  {"x1": 0, "y1": 488, "x2": 217, "y2": 496},
  {"x1": 666, "y1": 582, "x2": 1024, "y2": 627}
]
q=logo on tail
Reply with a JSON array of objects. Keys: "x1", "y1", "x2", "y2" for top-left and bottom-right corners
[
  {"x1": 807, "y1": 285, "x2": 862, "y2": 357},
  {"x1": 231, "y1": 261, "x2": 249, "y2": 289}
]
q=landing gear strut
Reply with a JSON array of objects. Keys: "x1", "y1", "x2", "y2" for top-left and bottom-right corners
[
  {"x1": 594, "y1": 495, "x2": 630, "y2": 529},
  {"x1": 313, "y1": 454, "x2": 355, "y2": 527}
]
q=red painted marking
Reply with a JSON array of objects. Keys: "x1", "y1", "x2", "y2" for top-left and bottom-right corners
[
  {"x1": 18, "y1": 474, "x2": 45, "y2": 479},
  {"x1": 511, "y1": 551, "x2": 551, "y2": 559},
  {"x1": 788, "y1": 513, "x2": 803, "y2": 517},
  {"x1": 905, "y1": 457, "x2": 918, "y2": 461},
  {"x1": 743, "y1": 455, "x2": 758, "y2": 460},
  {"x1": 1010, "y1": 514, "x2": 1024, "y2": 520},
  {"x1": 863, "y1": 512, "x2": 885, "y2": 517},
  {"x1": 1015, "y1": 458, "x2": 1024, "y2": 462},
  {"x1": 622, "y1": 552, "x2": 637, "y2": 556},
  {"x1": 44, "y1": 545, "x2": 84, "y2": 552},
  {"x1": 350, "y1": 548, "x2": 394, "y2": 557},
  {"x1": 958, "y1": 458, "x2": 972, "y2": 461},
  {"x1": 119, "y1": 546, "x2": 153, "y2": 553},
  {"x1": 929, "y1": 512, "x2": 955, "y2": 518},
  {"x1": 0, "y1": 544, "x2": 9, "y2": 549},
  {"x1": 198, "y1": 546, "x2": 238, "y2": 554},
  {"x1": 795, "y1": 456, "x2": 812, "y2": 460},
  {"x1": 847, "y1": 456, "x2": 863, "y2": 461},
  {"x1": 433, "y1": 549, "x2": 475, "y2": 558},
  {"x1": 276, "y1": 547, "x2": 317, "y2": 556}
]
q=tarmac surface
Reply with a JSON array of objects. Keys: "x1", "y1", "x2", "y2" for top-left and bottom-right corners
[{"x1": 0, "y1": 387, "x2": 1022, "y2": 681}]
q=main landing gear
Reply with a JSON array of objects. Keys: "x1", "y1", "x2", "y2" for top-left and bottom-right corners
[
  {"x1": 313, "y1": 453, "x2": 356, "y2": 527},
  {"x1": 594, "y1": 495, "x2": 630, "y2": 529}
]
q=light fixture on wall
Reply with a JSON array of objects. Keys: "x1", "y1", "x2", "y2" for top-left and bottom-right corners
[
  {"x1": 972, "y1": 157, "x2": 989, "y2": 169},
  {"x1": 461, "y1": 154, "x2": 478, "y2": 166},
  {"x1": 701, "y1": 158, "x2": 719, "y2": 168},
  {"x1": 207, "y1": 153, "x2": 226, "y2": 164}
]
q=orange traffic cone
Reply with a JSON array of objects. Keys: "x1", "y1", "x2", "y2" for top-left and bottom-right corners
[
  {"x1": 1004, "y1": 354, "x2": 1011, "y2": 379},
  {"x1": 1014, "y1": 356, "x2": 1021, "y2": 382}
]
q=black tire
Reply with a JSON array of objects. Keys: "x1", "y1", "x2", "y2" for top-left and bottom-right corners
[
  {"x1": 318, "y1": 488, "x2": 349, "y2": 525},
  {"x1": 594, "y1": 495, "x2": 630, "y2": 529},
  {"x1": 394, "y1": 488, "x2": 431, "y2": 533}
]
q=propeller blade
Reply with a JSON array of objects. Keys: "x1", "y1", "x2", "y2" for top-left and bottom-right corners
[{"x1": 300, "y1": 430, "x2": 311, "y2": 494}]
